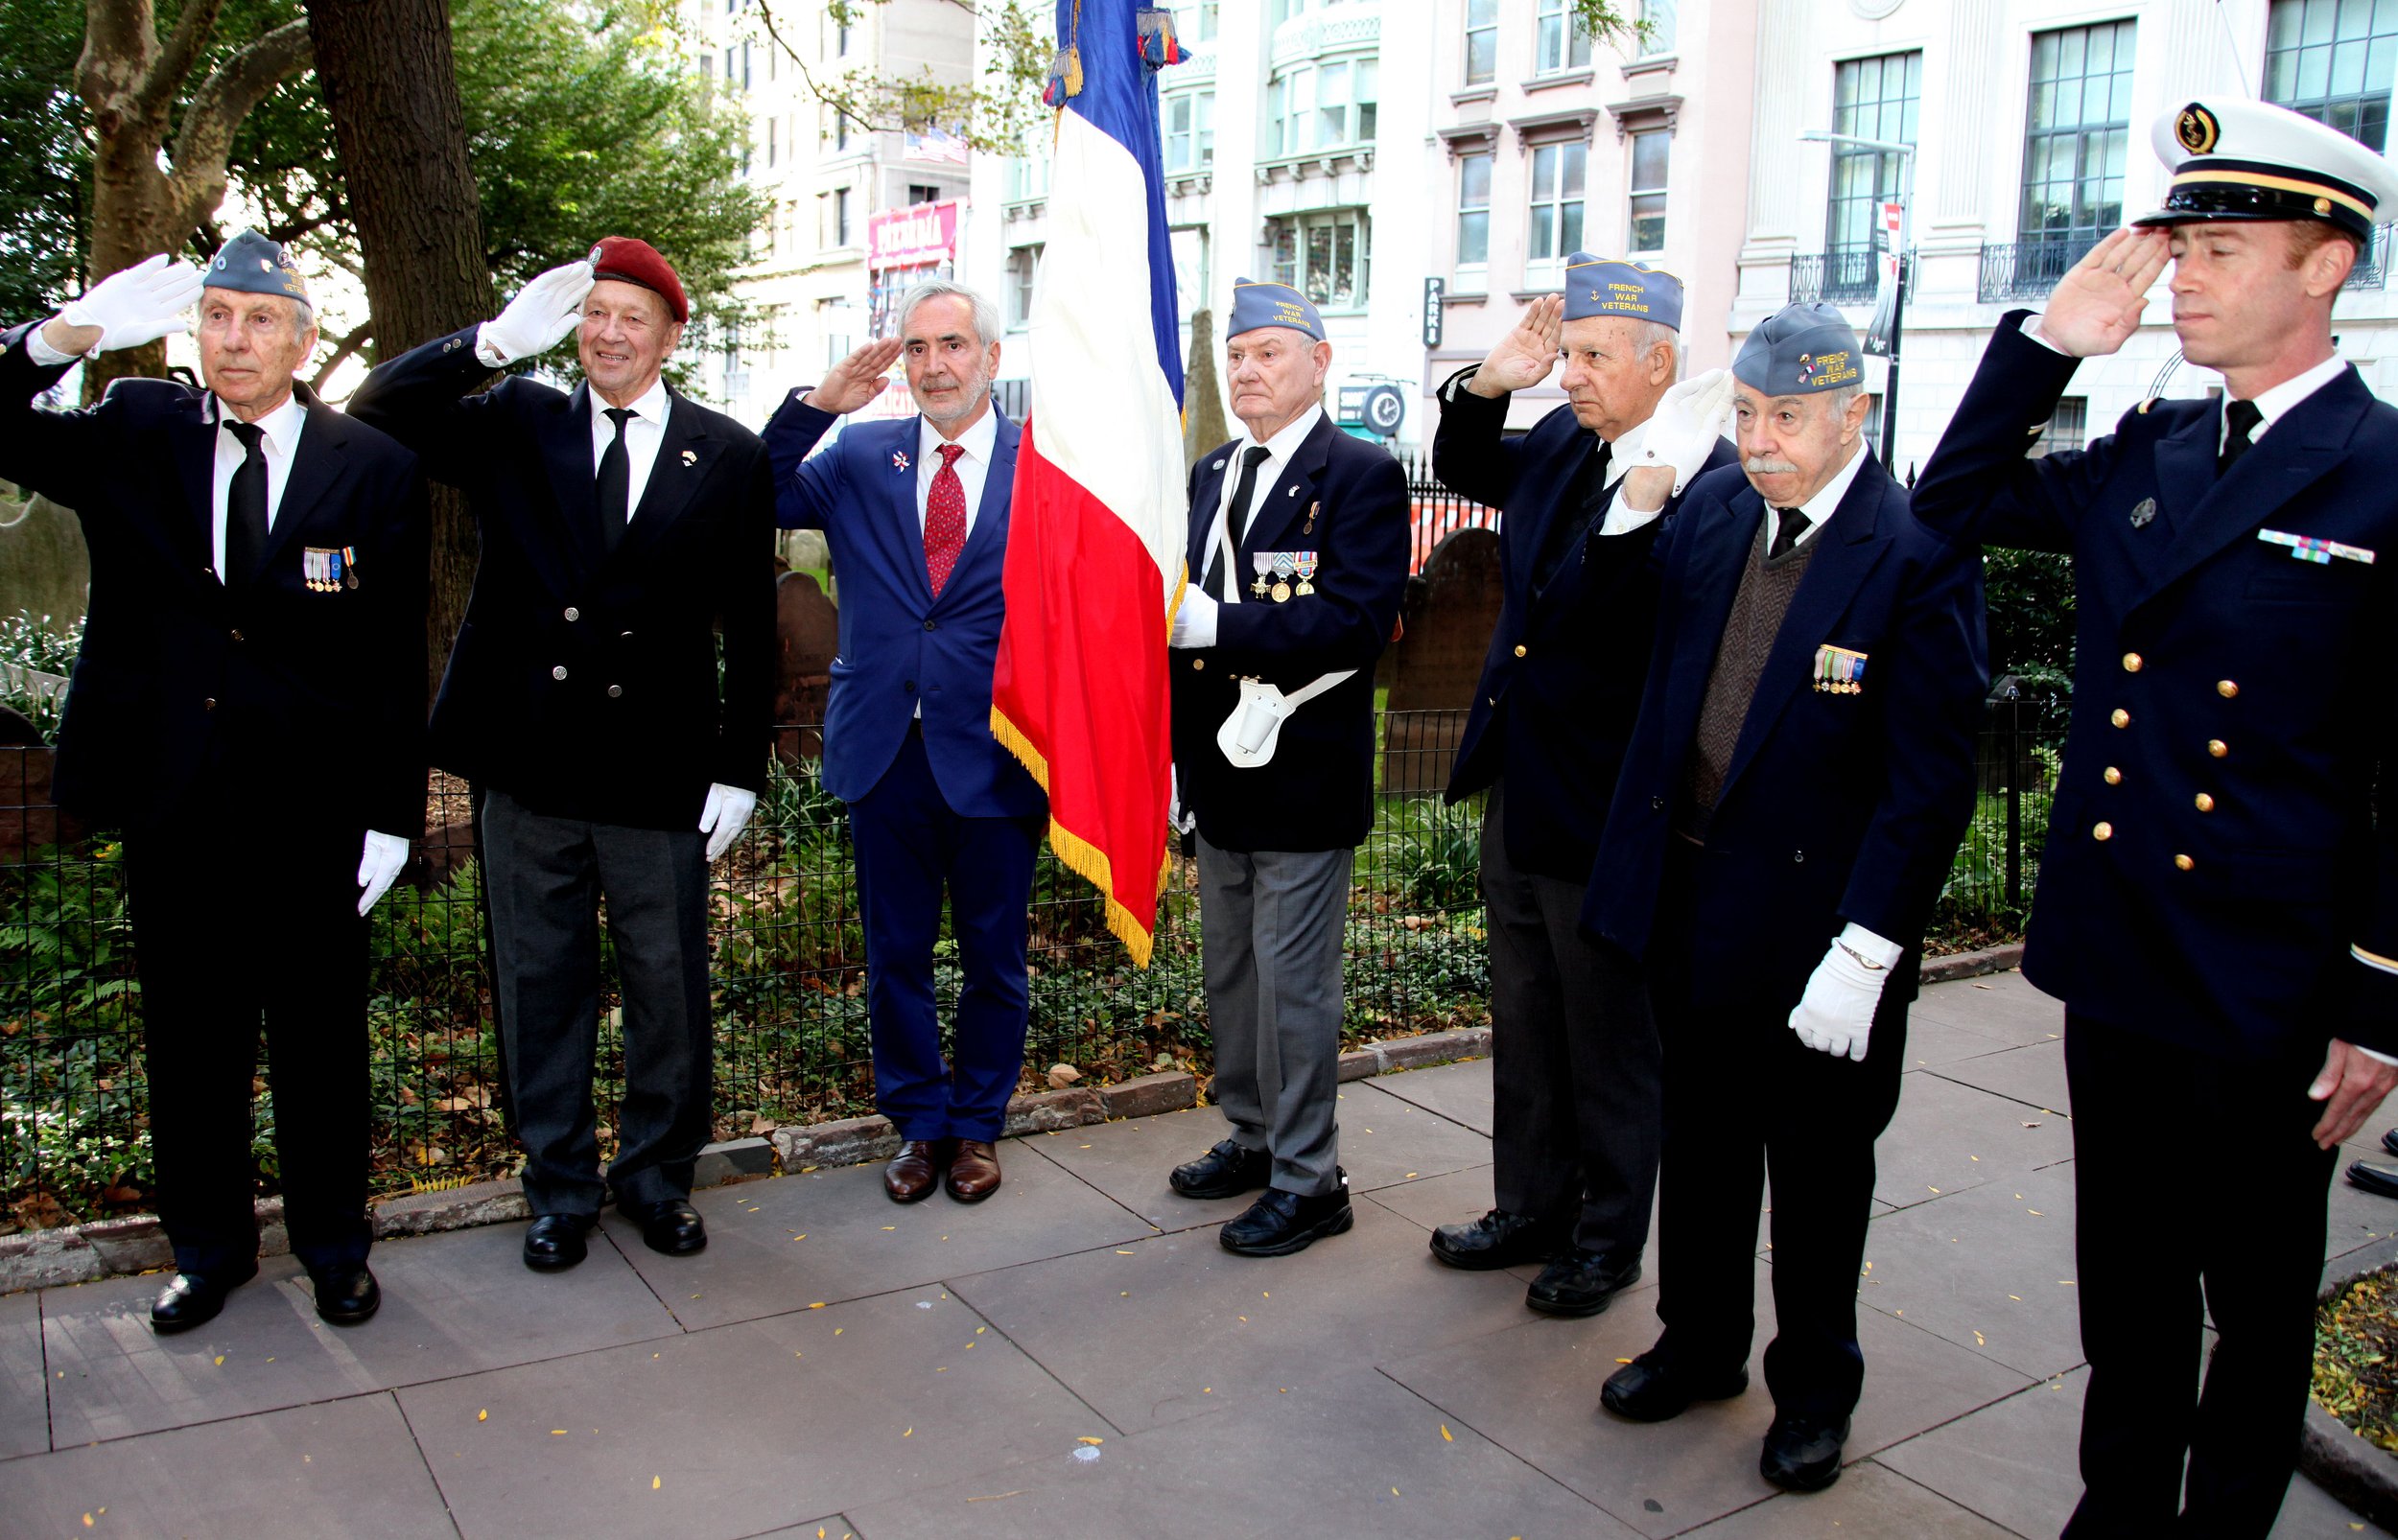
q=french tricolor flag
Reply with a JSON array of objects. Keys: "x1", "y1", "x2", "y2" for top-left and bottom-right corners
[{"x1": 990, "y1": 0, "x2": 1186, "y2": 966}]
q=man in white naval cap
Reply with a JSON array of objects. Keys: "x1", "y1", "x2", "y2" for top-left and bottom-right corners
[{"x1": 1915, "y1": 97, "x2": 2398, "y2": 1535}]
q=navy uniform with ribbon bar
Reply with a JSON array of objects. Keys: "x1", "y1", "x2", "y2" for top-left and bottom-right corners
[{"x1": 1912, "y1": 94, "x2": 2398, "y2": 1537}]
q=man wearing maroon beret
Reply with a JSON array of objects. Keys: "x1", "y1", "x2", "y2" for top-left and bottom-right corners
[{"x1": 351, "y1": 239, "x2": 775, "y2": 1270}]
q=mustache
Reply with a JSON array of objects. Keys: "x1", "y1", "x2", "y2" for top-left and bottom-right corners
[{"x1": 1745, "y1": 456, "x2": 1800, "y2": 475}]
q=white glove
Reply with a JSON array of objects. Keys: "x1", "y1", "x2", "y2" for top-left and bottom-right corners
[
  {"x1": 477, "y1": 259, "x2": 596, "y2": 365},
  {"x1": 59, "y1": 254, "x2": 206, "y2": 354},
  {"x1": 699, "y1": 782, "x2": 758, "y2": 862},
  {"x1": 1629, "y1": 368, "x2": 1735, "y2": 495},
  {"x1": 1170, "y1": 584, "x2": 1219, "y2": 649},
  {"x1": 1787, "y1": 924, "x2": 1899, "y2": 1062},
  {"x1": 1170, "y1": 766, "x2": 1194, "y2": 835},
  {"x1": 356, "y1": 829, "x2": 410, "y2": 917}
]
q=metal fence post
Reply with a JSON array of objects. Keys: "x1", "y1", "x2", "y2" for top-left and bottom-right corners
[{"x1": 2005, "y1": 696, "x2": 2023, "y2": 910}]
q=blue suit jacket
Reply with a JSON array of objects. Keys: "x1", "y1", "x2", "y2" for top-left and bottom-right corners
[
  {"x1": 1587, "y1": 455, "x2": 1987, "y2": 1014},
  {"x1": 1433, "y1": 366, "x2": 1741, "y2": 880},
  {"x1": 1912, "y1": 313, "x2": 2398, "y2": 1060},
  {"x1": 762, "y1": 394, "x2": 1044, "y2": 819}
]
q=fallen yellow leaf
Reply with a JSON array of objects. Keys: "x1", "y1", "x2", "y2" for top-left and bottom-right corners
[
  {"x1": 213, "y1": 1355, "x2": 224, "y2": 1366},
  {"x1": 1078, "y1": 1436, "x2": 1105, "y2": 1445},
  {"x1": 651, "y1": 1477, "x2": 661, "y2": 1490},
  {"x1": 478, "y1": 1409, "x2": 488, "y2": 1422},
  {"x1": 551, "y1": 1430, "x2": 567, "y2": 1436},
  {"x1": 1440, "y1": 1424, "x2": 1453, "y2": 1441},
  {"x1": 903, "y1": 1428, "x2": 913, "y2": 1437}
]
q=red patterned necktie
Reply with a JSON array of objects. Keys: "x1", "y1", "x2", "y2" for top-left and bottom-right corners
[{"x1": 925, "y1": 442, "x2": 967, "y2": 596}]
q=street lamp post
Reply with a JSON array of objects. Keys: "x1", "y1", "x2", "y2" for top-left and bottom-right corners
[{"x1": 1801, "y1": 128, "x2": 1916, "y2": 471}]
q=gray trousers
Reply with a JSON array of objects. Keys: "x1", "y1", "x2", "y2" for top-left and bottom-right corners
[
  {"x1": 1197, "y1": 834, "x2": 1354, "y2": 1197},
  {"x1": 1481, "y1": 781, "x2": 1661, "y2": 1259},
  {"x1": 481, "y1": 787, "x2": 714, "y2": 1216}
]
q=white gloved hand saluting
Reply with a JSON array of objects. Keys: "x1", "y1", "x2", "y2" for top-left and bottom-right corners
[
  {"x1": 1170, "y1": 584, "x2": 1219, "y2": 649},
  {"x1": 477, "y1": 260, "x2": 596, "y2": 366},
  {"x1": 699, "y1": 782, "x2": 758, "y2": 862},
  {"x1": 356, "y1": 829, "x2": 410, "y2": 917},
  {"x1": 1788, "y1": 923, "x2": 1900, "y2": 1062},
  {"x1": 57, "y1": 254, "x2": 206, "y2": 355},
  {"x1": 1628, "y1": 368, "x2": 1735, "y2": 496}
]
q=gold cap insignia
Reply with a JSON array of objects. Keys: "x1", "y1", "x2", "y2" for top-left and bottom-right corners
[
  {"x1": 2316, "y1": 196, "x2": 2334, "y2": 215},
  {"x1": 2176, "y1": 104, "x2": 2221, "y2": 155}
]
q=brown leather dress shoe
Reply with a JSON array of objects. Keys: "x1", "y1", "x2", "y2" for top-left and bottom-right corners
[
  {"x1": 947, "y1": 1139, "x2": 1002, "y2": 1202},
  {"x1": 884, "y1": 1139, "x2": 951, "y2": 1203}
]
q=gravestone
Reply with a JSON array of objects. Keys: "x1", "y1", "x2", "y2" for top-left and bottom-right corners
[
  {"x1": 1380, "y1": 525, "x2": 1502, "y2": 795},
  {"x1": 774, "y1": 570, "x2": 839, "y2": 763},
  {"x1": 0, "y1": 492, "x2": 91, "y2": 630}
]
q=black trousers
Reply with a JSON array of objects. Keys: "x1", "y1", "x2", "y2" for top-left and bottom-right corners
[
  {"x1": 2061, "y1": 1014, "x2": 2337, "y2": 1539},
  {"x1": 480, "y1": 786, "x2": 713, "y2": 1216},
  {"x1": 1645, "y1": 841, "x2": 1907, "y2": 1420},
  {"x1": 127, "y1": 814, "x2": 372, "y2": 1277},
  {"x1": 1481, "y1": 781, "x2": 1660, "y2": 1258}
]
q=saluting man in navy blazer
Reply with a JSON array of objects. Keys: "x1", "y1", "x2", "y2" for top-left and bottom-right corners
[
  {"x1": 1163, "y1": 280, "x2": 1410, "y2": 1258},
  {"x1": 1587, "y1": 302, "x2": 1986, "y2": 1493},
  {"x1": 350, "y1": 239, "x2": 775, "y2": 1272},
  {"x1": 1426, "y1": 256, "x2": 1736, "y2": 1318},
  {"x1": 1912, "y1": 99, "x2": 2398, "y2": 1537},
  {"x1": 762, "y1": 280, "x2": 1045, "y2": 1207},
  {"x1": 0, "y1": 235, "x2": 427, "y2": 1333}
]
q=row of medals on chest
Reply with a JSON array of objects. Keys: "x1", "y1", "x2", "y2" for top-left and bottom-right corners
[{"x1": 1250, "y1": 549, "x2": 1318, "y2": 603}]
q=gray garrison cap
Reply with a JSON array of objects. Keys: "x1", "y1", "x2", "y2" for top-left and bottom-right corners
[{"x1": 1732, "y1": 302, "x2": 1861, "y2": 395}]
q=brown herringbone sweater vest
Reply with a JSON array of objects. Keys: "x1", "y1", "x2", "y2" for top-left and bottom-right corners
[{"x1": 1680, "y1": 521, "x2": 1818, "y2": 839}]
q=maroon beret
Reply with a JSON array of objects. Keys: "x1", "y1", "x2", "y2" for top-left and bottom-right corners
[{"x1": 585, "y1": 236, "x2": 689, "y2": 323}]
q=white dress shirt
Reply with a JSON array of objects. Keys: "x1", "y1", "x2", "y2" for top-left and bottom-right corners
[
  {"x1": 590, "y1": 376, "x2": 671, "y2": 518},
  {"x1": 208, "y1": 392, "x2": 309, "y2": 580},
  {"x1": 1766, "y1": 435, "x2": 1871, "y2": 555},
  {"x1": 1205, "y1": 402, "x2": 1325, "y2": 602},
  {"x1": 915, "y1": 406, "x2": 999, "y2": 535},
  {"x1": 2224, "y1": 352, "x2": 2347, "y2": 455}
]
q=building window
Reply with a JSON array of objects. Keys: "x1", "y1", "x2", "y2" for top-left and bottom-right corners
[
  {"x1": 1267, "y1": 208, "x2": 1370, "y2": 310},
  {"x1": 2267, "y1": 0, "x2": 2398, "y2": 149},
  {"x1": 1165, "y1": 90, "x2": 1216, "y2": 173},
  {"x1": 1825, "y1": 52, "x2": 1920, "y2": 260},
  {"x1": 1638, "y1": 0, "x2": 1677, "y2": 56},
  {"x1": 1536, "y1": 0, "x2": 1592, "y2": 74},
  {"x1": 1266, "y1": 58, "x2": 1377, "y2": 156},
  {"x1": 834, "y1": 188, "x2": 852, "y2": 248},
  {"x1": 1456, "y1": 151, "x2": 1493, "y2": 287},
  {"x1": 833, "y1": 109, "x2": 852, "y2": 152},
  {"x1": 1464, "y1": 0, "x2": 1498, "y2": 86},
  {"x1": 2030, "y1": 397, "x2": 2088, "y2": 456},
  {"x1": 1007, "y1": 154, "x2": 1050, "y2": 203},
  {"x1": 1628, "y1": 129, "x2": 1670, "y2": 251},
  {"x1": 1008, "y1": 245, "x2": 1042, "y2": 328},
  {"x1": 907, "y1": 184, "x2": 941, "y2": 205},
  {"x1": 1527, "y1": 140, "x2": 1587, "y2": 274},
  {"x1": 1174, "y1": 1, "x2": 1219, "y2": 42},
  {"x1": 1170, "y1": 224, "x2": 1210, "y2": 323},
  {"x1": 2019, "y1": 21, "x2": 2137, "y2": 247},
  {"x1": 741, "y1": 41, "x2": 752, "y2": 90}
]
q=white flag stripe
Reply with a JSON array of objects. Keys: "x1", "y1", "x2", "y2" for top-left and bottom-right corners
[{"x1": 1026, "y1": 106, "x2": 1187, "y2": 602}]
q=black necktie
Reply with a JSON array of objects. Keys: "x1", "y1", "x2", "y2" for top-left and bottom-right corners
[
  {"x1": 596, "y1": 406, "x2": 635, "y2": 554},
  {"x1": 2220, "y1": 398, "x2": 2263, "y2": 474},
  {"x1": 1202, "y1": 445, "x2": 1274, "y2": 598},
  {"x1": 1767, "y1": 505, "x2": 1812, "y2": 561},
  {"x1": 223, "y1": 420, "x2": 269, "y2": 587}
]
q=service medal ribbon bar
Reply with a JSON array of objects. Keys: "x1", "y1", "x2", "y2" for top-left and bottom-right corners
[
  {"x1": 1813, "y1": 644, "x2": 1869, "y2": 694},
  {"x1": 2258, "y1": 528, "x2": 2375, "y2": 565}
]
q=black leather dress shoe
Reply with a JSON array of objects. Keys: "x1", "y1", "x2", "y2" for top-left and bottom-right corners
[
  {"x1": 1428, "y1": 1208, "x2": 1569, "y2": 1271},
  {"x1": 1220, "y1": 1178, "x2": 1353, "y2": 1257},
  {"x1": 1760, "y1": 1412, "x2": 1851, "y2": 1491},
  {"x1": 1600, "y1": 1352, "x2": 1750, "y2": 1422},
  {"x1": 1525, "y1": 1248, "x2": 1642, "y2": 1317},
  {"x1": 309, "y1": 1263, "x2": 381, "y2": 1326},
  {"x1": 149, "y1": 1264, "x2": 257, "y2": 1334},
  {"x1": 1170, "y1": 1138, "x2": 1272, "y2": 1201},
  {"x1": 2349, "y1": 1159, "x2": 2398, "y2": 1200},
  {"x1": 523, "y1": 1213, "x2": 595, "y2": 1272},
  {"x1": 2382, "y1": 1128, "x2": 2398, "y2": 1158},
  {"x1": 627, "y1": 1199, "x2": 708, "y2": 1256}
]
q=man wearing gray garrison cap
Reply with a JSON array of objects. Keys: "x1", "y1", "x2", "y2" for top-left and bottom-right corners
[
  {"x1": 1583, "y1": 301, "x2": 1986, "y2": 1491},
  {"x1": 0, "y1": 231, "x2": 429, "y2": 1333},
  {"x1": 1424, "y1": 256, "x2": 1735, "y2": 1318}
]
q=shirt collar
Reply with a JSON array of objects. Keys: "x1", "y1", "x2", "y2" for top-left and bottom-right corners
[
  {"x1": 1782, "y1": 439, "x2": 1873, "y2": 545},
  {"x1": 1241, "y1": 402, "x2": 1324, "y2": 465},
  {"x1": 2237, "y1": 354, "x2": 2348, "y2": 445},
  {"x1": 919, "y1": 404, "x2": 999, "y2": 466},
  {"x1": 211, "y1": 390, "x2": 307, "y2": 457},
  {"x1": 593, "y1": 376, "x2": 671, "y2": 431}
]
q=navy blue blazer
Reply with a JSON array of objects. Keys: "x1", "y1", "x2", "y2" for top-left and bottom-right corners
[
  {"x1": 0, "y1": 323, "x2": 428, "y2": 838},
  {"x1": 762, "y1": 395, "x2": 1043, "y2": 820},
  {"x1": 1912, "y1": 313, "x2": 2398, "y2": 1060},
  {"x1": 347, "y1": 326, "x2": 776, "y2": 829},
  {"x1": 1169, "y1": 411, "x2": 1410, "y2": 853},
  {"x1": 1433, "y1": 366, "x2": 1740, "y2": 881},
  {"x1": 1587, "y1": 454, "x2": 1987, "y2": 1014}
]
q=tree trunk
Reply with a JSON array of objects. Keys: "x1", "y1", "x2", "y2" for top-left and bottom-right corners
[{"x1": 302, "y1": 0, "x2": 491, "y2": 702}]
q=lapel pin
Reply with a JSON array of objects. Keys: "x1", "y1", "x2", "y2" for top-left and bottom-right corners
[
  {"x1": 681, "y1": 449, "x2": 696, "y2": 466},
  {"x1": 2128, "y1": 498, "x2": 2157, "y2": 528},
  {"x1": 1286, "y1": 486, "x2": 1298, "y2": 497},
  {"x1": 892, "y1": 450, "x2": 911, "y2": 472},
  {"x1": 1211, "y1": 458, "x2": 1226, "y2": 471}
]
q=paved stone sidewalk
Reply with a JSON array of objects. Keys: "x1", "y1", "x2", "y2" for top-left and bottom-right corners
[{"x1": 5, "y1": 970, "x2": 2396, "y2": 1538}]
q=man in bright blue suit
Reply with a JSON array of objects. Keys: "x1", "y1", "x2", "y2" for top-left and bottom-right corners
[
  {"x1": 762, "y1": 280, "x2": 1045, "y2": 1206},
  {"x1": 1587, "y1": 302, "x2": 1986, "y2": 1493}
]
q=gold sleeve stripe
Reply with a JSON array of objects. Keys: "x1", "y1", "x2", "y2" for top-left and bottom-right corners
[{"x1": 2352, "y1": 943, "x2": 2398, "y2": 974}]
